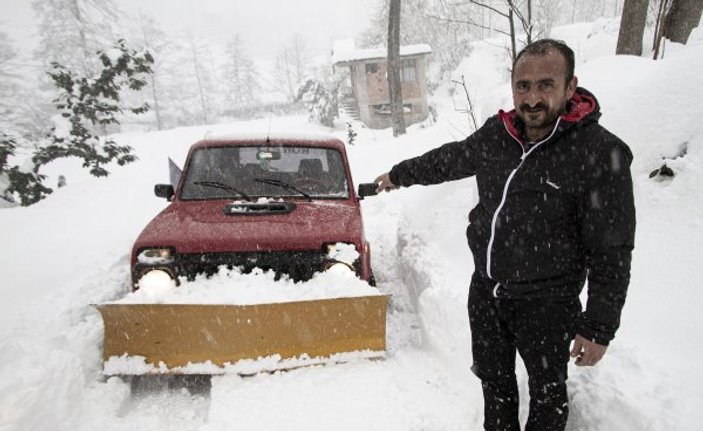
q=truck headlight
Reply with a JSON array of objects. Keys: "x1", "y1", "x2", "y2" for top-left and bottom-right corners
[
  {"x1": 325, "y1": 243, "x2": 359, "y2": 264},
  {"x1": 324, "y1": 261, "x2": 355, "y2": 274},
  {"x1": 137, "y1": 268, "x2": 176, "y2": 290},
  {"x1": 323, "y1": 243, "x2": 359, "y2": 275},
  {"x1": 138, "y1": 248, "x2": 174, "y2": 264}
]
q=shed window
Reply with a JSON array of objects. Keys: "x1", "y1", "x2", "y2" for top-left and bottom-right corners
[
  {"x1": 401, "y1": 59, "x2": 416, "y2": 82},
  {"x1": 365, "y1": 62, "x2": 379, "y2": 74}
]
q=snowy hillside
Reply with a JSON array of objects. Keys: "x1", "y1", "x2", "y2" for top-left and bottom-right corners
[{"x1": 1, "y1": 21, "x2": 703, "y2": 430}]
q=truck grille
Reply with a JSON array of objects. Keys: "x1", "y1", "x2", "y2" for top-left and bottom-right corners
[{"x1": 175, "y1": 250, "x2": 330, "y2": 282}]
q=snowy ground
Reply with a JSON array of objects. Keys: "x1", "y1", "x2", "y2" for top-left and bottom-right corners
[{"x1": 2, "y1": 20, "x2": 703, "y2": 431}]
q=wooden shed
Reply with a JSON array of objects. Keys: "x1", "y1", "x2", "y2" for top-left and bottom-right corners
[{"x1": 333, "y1": 41, "x2": 432, "y2": 129}]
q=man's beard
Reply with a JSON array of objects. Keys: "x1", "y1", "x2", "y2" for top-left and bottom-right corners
[{"x1": 518, "y1": 102, "x2": 564, "y2": 131}]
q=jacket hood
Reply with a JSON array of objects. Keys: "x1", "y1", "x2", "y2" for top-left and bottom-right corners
[
  {"x1": 562, "y1": 87, "x2": 600, "y2": 123},
  {"x1": 498, "y1": 87, "x2": 601, "y2": 144}
]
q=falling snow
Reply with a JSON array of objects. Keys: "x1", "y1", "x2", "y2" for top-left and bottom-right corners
[{"x1": 1, "y1": 20, "x2": 702, "y2": 431}]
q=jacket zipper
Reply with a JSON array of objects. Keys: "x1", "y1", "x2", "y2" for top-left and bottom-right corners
[{"x1": 486, "y1": 118, "x2": 561, "y2": 279}]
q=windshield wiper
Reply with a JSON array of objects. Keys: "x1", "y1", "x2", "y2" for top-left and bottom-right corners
[
  {"x1": 254, "y1": 178, "x2": 312, "y2": 200},
  {"x1": 193, "y1": 180, "x2": 252, "y2": 201}
]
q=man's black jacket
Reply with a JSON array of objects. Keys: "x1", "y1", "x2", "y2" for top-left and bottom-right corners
[{"x1": 389, "y1": 87, "x2": 636, "y2": 345}]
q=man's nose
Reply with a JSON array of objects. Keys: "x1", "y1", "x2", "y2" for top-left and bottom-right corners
[{"x1": 525, "y1": 89, "x2": 541, "y2": 105}]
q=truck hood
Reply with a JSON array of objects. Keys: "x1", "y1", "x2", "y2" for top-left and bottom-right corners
[{"x1": 133, "y1": 199, "x2": 364, "y2": 254}]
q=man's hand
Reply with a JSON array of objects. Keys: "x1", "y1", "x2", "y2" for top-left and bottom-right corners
[
  {"x1": 570, "y1": 334, "x2": 607, "y2": 366},
  {"x1": 374, "y1": 173, "x2": 399, "y2": 193}
]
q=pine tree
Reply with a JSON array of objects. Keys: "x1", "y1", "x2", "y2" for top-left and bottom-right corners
[
  {"x1": 0, "y1": 31, "x2": 54, "y2": 141},
  {"x1": 296, "y1": 78, "x2": 339, "y2": 128},
  {"x1": 0, "y1": 32, "x2": 20, "y2": 133},
  {"x1": 165, "y1": 33, "x2": 220, "y2": 126},
  {"x1": 134, "y1": 13, "x2": 170, "y2": 130},
  {"x1": 31, "y1": 0, "x2": 122, "y2": 76},
  {"x1": 273, "y1": 35, "x2": 310, "y2": 101},
  {"x1": 222, "y1": 35, "x2": 261, "y2": 115}
]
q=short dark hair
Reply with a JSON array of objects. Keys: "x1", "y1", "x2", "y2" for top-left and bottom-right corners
[{"x1": 512, "y1": 39, "x2": 575, "y2": 84}]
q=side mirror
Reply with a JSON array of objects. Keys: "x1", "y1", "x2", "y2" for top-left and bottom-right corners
[
  {"x1": 154, "y1": 184, "x2": 175, "y2": 200},
  {"x1": 357, "y1": 183, "x2": 378, "y2": 200}
]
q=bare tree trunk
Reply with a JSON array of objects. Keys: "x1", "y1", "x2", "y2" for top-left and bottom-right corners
[
  {"x1": 149, "y1": 74, "x2": 163, "y2": 130},
  {"x1": 283, "y1": 51, "x2": 294, "y2": 100},
  {"x1": 189, "y1": 41, "x2": 209, "y2": 124},
  {"x1": 664, "y1": 0, "x2": 703, "y2": 44},
  {"x1": 509, "y1": 8, "x2": 517, "y2": 62},
  {"x1": 388, "y1": 0, "x2": 406, "y2": 137},
  {"x1": 291, "y1": 35, "x2": 307, "y2": 86},
  {"x1": 527, "y1": 0, "x2": 533, "y2": 44},
  {"x1": 507, "y1": 0, "x2": 531, "y2": 50},
  {"x1": 616, "y1": 0, "x2": 649, "y2": 55},
  {"x1": 653, "y1": 0, "x2": 672, "y2": 59},
  {"x1": 68, "y1": 0, "x2": 92, "y2": 76},
  {"x1": 433, "y1": 1, "x2": 523, "y2": 60},
  {"x1": 141, "y1": 26, "x2": 163, "y2": 130}
]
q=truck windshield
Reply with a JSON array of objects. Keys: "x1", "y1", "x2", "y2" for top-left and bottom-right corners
[{"x1": 180, "y1": 146, "x2": 349, "y2": 200}]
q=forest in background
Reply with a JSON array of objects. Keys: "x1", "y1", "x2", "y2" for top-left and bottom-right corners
[
  {"x1": 1, "y1": 0, "x2": 641, "y2": 136},
  {"x1": 0, "y1": 0, "x2": 700, "y2": 207}
]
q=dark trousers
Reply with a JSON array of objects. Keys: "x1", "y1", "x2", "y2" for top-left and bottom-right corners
[{"x1": 468, "y1": 273, "x2": 581, "y2": 431}]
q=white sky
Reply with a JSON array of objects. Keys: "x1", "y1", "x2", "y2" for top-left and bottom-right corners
[
  {"x1": 126, "y1": 0, "x2": 375, "y2": 55},
  {"x1": 2, "y1": 0, "x2": 377, "y2": 58}
]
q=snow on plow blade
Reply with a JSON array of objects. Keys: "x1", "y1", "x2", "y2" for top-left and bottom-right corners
[{"x1": 95, "y1": 295, "x2": 389, "y2": 375}]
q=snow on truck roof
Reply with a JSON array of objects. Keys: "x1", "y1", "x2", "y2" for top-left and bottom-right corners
[{"x1": 193, "y1": 132, "x2": 345, "y2": 149}]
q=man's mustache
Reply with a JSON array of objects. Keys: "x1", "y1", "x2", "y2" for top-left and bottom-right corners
[{"x1": 520, "y1": 103, "x2": 547, "y2": 112}]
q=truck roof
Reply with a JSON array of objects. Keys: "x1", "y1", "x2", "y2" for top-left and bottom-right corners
[{"x1": 193, "y1": 133, "x2": 346, "y2": 150}]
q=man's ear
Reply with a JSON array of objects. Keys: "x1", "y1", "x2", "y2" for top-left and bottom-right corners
[{"x1": 567, "y1": 75, "x2": 578, "y2": 98}]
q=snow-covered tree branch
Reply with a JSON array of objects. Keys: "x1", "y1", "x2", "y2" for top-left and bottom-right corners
[{"x1": 0, "y1": 40, "x2": 153, "y2": 206}]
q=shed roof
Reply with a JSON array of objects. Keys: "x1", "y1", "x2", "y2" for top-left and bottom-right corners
[{"x1": 332, "y1": 42, "x2": 432, "y2": 65}]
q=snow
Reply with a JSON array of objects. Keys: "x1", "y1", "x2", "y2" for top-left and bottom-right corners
[
  {"x1": 332, "y1": 42, "x2": 432, "y2": 64},
  {"x1": 134, "y1": 269, "x2": 176, "y2": 292},
  {"x1": 203, "y1": 131, "x2": 341, "y2": 143},
  {"x1": 119, "y1": 267, "x2": 379, "y2": 305},
  {"x1": 2, "y1": 20, "x2": 703, "y2": 431},
  {"x1": 327, "y1": 242, "x2": 359, "y2": 265},
  {"x1": 104, "y1": 350, "x2": 384, "y2": 376},
  {"x1": 50, "y1": 114, "x2": 72, "y2": 139},
  {"x1": 103, "y1": 48, "x2": 124, "y2": 66}
]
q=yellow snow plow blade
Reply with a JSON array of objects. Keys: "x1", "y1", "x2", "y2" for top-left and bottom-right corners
[{"x1": 95, "y1": 295, "x2": 389, "y2": 374}]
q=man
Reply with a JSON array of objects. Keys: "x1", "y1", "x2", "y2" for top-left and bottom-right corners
[{"x1": 374, "y1": 39, "x2": 635, "y2": 430}]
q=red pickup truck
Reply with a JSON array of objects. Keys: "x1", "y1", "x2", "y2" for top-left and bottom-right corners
[
  {"x1": 131, "y1": 134, "x2": 377, "y2": 289},
  {"x1": 96, "y1": 134, "x2": 387, "y2": 373}
]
